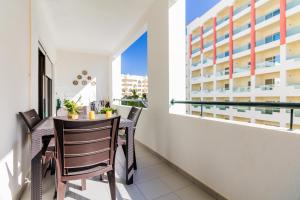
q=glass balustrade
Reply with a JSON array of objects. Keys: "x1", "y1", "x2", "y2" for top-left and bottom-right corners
[
  {"x1": 256, "y1": 32, "x2": 280, "y2": 46},
  {"x1": 192, "y1": 48, "x2": 201, "y2": 54},
  {"x1": 233, "y1": 23, "x2": 251, "y2": 35},
  {"x1": 216, "y1": 88, "x2": 230, "y2": 93},
  {"x1": 288, "y1": 83, "x2": 300, "y2": 89},
  {"x1": 233, "y1": 106, "x2": 251, "y2": 112},
  {"x1": 203, "y1": 26, "x2": 213, "y2": 34},
  {"x1": 287, "y1": 25, "x2": 300, "y2": 37},
  {"x1": 192, "y1": 61, "x2": 201, "y2": 67},
  {"x1": 256, "y1": 55, "x2": 280, "y2": 70},
  {"x1": 216, "y1": 105, "x2": 230, "y2": 110},
  {"x1": 233, "y1": 43, "x2": 251, "y2": 54},
  {"x1": 192, "y1": 34, "x2": 200, "y2": 41},
  {"x1": 234, "y1": 3, "x2": 251, "y2": 16},
  {"x1": 191, "y1": 90, "x2": 201, "y2": 95},
  {"x1": 256, "y1": 107, "x2": 280, "y2": 115},
  {"x1": 216, "y1": 70, "x2": 229, "y2": 77},
  {"x1": 256, "y1": 84, "x2": 278, "y2": 91},
  {"x1": 286, "y1": 0, "x2": 300, "y2": 10},
  {"x1": 233, "y1": 86, "x2": 251, "y2": 92},
  {"x1": 286, "y1": 109, "x2": 300, "y2": 117},
  {"x1": 217, "y1": 51, "x2": 229, "y2": 59},
  {"x1": 203, "y1": 57, "x2": 213, "y2": 65},
  {"x1": 217, "y1": 33, "x2": 229, "y2": 43},
  {"x1": 192, "y1": 104, "x2": 200, "y2": 108},
  {"x1": 202, "y1": 89, "x2": 213, "y2": 93},
  {"x1": 233, "y1": 65, "x2": 250, "y2": 74},
  {"x1": 217, "y1": 16, "x2": 229, "y2": 26},
  {"x1": 256, "y1": 8, "x2": 280, "y2": 25},
  {"x1": 203, "y1": 41, "x2": 213, "y2": 49},
  {"x1": 204, "y1": 105, "x2": 214, "y2": 109},
  {"x1": 287, "y1": 54, "x2": 300, "y2": 62},
  {"x1": 191, "y1": 77, "x2": 201, "y2": 82},
  {"x1": 203, "y1": 73, "x2": 213, "y2": 78}
]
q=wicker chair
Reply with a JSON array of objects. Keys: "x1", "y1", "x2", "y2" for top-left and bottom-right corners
[{"x1": 53, "y1": 116, "x2": 120, "y2": 200}]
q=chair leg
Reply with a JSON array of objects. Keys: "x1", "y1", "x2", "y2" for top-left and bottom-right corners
[
  {"x1": 121, "y1": 144, "x2": 126, "y2": 157},
  {"x1": 133, "y1": 144, "x2": 137, "y2": 170},
  {"x1": 81, "y1": 179, "x2": 86, "y2": 191},
  {"x1": 99, "y1": 174, "x2": 103, "y2": 181},
  {"x1": 107, "y1": 170, "x2": 116, "y2": 200},
  {"x1": 57, "y1": 181, "x2": 66, "y2": 200}
]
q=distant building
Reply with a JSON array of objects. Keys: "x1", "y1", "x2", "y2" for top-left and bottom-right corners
[{"x1": 121, "y1": 74, "x2": 148, "y2": 97}]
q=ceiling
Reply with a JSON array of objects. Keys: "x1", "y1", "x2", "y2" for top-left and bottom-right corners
[{"x1": 41, "y1": 0, "x2": 155, "y2": 55}]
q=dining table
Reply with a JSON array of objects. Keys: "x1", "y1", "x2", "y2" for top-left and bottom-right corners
[{"x1": 30, "y1": 114, "x2": 135, "y2": 200}]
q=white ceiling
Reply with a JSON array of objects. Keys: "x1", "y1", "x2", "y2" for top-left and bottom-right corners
[{"x1": 41, "y1": 0, "x2": 155, "y2": 55}]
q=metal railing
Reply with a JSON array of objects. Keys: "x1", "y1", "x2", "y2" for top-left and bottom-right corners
[
  {"x1": 234, "y1": 3, "x2": 251, "y2": 16},
  {"x1": 170, "y1": 99, "x2": 300, "y2": 130},
  {"x1": 233, "y1": 23, "x2": 251, "y2": 35},
  {"x1": 287, "y1": 0, "x2": 300, "y2": 10},
  {"x1": 256, "y1": 8, "x2": 280, "y2": 25}
]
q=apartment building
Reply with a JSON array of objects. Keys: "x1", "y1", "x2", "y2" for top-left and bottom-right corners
[
  {"x1": 121, "y1": 74, "x2": 148, "y2": 97},
  {"x1": 187, "y1": 0, "x2": 300, "y2": 129}
]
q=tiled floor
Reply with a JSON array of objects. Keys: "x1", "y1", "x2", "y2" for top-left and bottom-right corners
[{"x1": 21, "y1": 143, "x2": 215, "y2": 200}]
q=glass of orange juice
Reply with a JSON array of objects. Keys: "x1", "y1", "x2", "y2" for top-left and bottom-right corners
[
  {"x1": 106, "y1": 110, "x2": 112, "y2": 118},
  {"x1": 89, "y1": 111, "x2": 95, "y2": 120}
]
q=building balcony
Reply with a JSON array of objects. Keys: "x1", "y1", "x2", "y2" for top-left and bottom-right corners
[
  {"x1": 191, "y1": 61, "x2": 201, "y2": 68},
  {"x1": 216, "y1": 15, "x2": 229, "y2": 26},
  {"x1": 256, "y1": 32, "x2": 280, "y2": 47},
  {"x1": 233, "y1": 106, "x2": 251, "y2": 112},
  {"x1": 234, "y1": 3, "x2": 251, "y2": 16},
  {"x1": 191, "y1": 90, "x2": 202, "y2": 96},
  {"x1": 287, "y1": 83, "x2": 300, "y2": 89},
  {"x1": 256, "y1": 56, "x2": 280, "y2": 71},
  {"x1": 192, "y1": 48, "x2": 201, "y2": 55},
  {"x1": 255, "y1": 107, "x2": 280, "y2": 115},
  {"x1": 203, "y1": 41, "x2": 213, "y2": 49},
  {"x1": 216, "y1": 105, "x2": 230, "y2": 110},
  {"x1": 233, "y1": 86, "x2": 251, "y2": 93},
  {"x1": 287, "y1": 54, "x2": 300, "y2": 62},
  {"x1": 256, "y1": 8, "x2": 280, "y2": 25},
  {"x1": 202, "y1": 57, "x2": 214, "y2": 66},
  {"x1": 255, "y1": 84, "x2": 279, "y2": 91},
  {"x1": 233, "y1": 23, "x2": 251, "y2": 35},
  {"x1": 216, "y1": 87, "x2": 230, "y2": 93},
  {"x1": 216, "y1": 33, "x2": 229, "y2": 44},
  {"x1": 216, "y1": 51, "x2": 229, "y2": 60},
  {"x1": 233, "y1": 65, "x2": 250, "y2": 75},
  {"x1": 203, "y1": 73, "x2": 214, "y2": 79},
  {"x1": 215, "y1": 69, "x2": 229, "y2": 77},
  {"x1": 287, "y1": 25, "x2": 300, "y2": 38},
  {"x1": 233, "y1": 43, "x2": 251, "y2": 54},
  {"x1": 203, "y1": 26, "x2": 213, "y2": 35},
  {"x1": 192, "y1": 34, "x2": 201, "y2": 42},
  {"x1": 287, "y1": 0, "x2": 300, "y2": 11},
  {"x1": 191, "y1": 76, "x2": 202, "y2": 83}
]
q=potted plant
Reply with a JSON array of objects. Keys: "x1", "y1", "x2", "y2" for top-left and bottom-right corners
[
  {"x1": 100, "y1": 107, "x2": 117, "y2": 118},
  {"x1": 64, "y1": 98, "x2": 82, "y2": 120}
]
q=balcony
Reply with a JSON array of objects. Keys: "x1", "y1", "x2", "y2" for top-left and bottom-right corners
[
  {"x1": 203, "y1": 41, "x2": 213, "y2": 49},
  {"x1": 216, "y1": 51, "x2": 229, "y2": 60},
  {"x1": 287, "y1": 0, "x2": 300, "y2": 10},
  {"x1": 234, "y1": 3, "x2": 251, "y2": 16},
  {"x1": 255, "y1": 84, "x2": 279, "y2": 91},
  {"x1": 192, "y1": 47, "x2": 201, "y2": 55},
  {"x1": 216, "y1": 105, "x2": 230, "y2": 110},
  {"x1": 216, "y1": 33, "x2": 229, "y2": 43},
  {"x1": 202, "y1": 57, "x2": 214, "y2": 66},
  {"x1": 233, "y1": 23, "x2": 251, "y2": 35},
  {"x1": 233, "y1": 106, "x2": 251, "y2": 112},
  {"x1": 203, "y1": 73, "x2": 214, "y2": 79},
  {"x1": 191, "y1": 90, "x2": 202, "y2": 96},
  {"x1": 287, "y1": 54, "x2": 300, "y2": 62},
  {"x1": 216, "y1": 87, "x2": 230, "y2": 93},
  {"x1": 256, "y1": 55, "x2": 280, "y2": 70},
  {"x1": 256, "y1": 32, "x2": 280, "y2": 47},
  {"x1": 233, "y1": 65, "x2": 250, "y2": 74},
  {"x1": 233, "y1": 43, "x2": 251, "y2": 54},
  {"x1": 203, "y1": 25, "x2": 213, "y2": 34},
  {"x1": 233, "y1": 86, "x2": 251, "y2": 93},
  {"x1": 192, "y1": 34, "x2": 201, "y2": 41},
  {"x1": 216, "y1": 15, "x2": 229, "y2": 26},
  {"x1": 192, "y1": 61, "x2": 201, "y2": 67},
  {"x1": 287, "y1": 25, "x2": 300, "y2": 37},
  {"x1": 216, "y1": 69, "x2": 229, "y2": 77},
  {"x1": 256, "y1": 8, "x2": 280, "y2": 25},
  {"x1": 256, "y1": 107, "x2": 280, "y2": 115},
  {"x1": 287, "y1": 83, "x2": 300, "y2": 89}
]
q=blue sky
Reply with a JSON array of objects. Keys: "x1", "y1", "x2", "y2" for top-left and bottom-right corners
[{"x1": 121, "y1": 0, "x2": 220, "y2": 76}]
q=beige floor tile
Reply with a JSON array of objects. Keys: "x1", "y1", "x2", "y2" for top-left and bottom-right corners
[
  {"x1": 160, "y1": 172, "x2": 192, "y2": 191},
  {"x1": 175, "y1": 185, "x2": 215, "y2": 200},
  {"x1": 154, "y1": 193, "x2": 182, "y2": 200},
  {"x1": 136, "y1": 179, "x2": 172, "y2": 200}
]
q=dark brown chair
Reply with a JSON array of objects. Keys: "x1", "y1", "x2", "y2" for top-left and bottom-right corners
[
  {"x1": 53, "y1": 116, "x2": 120, "y2": 200},
  {"x1": 119, "y1": 107, "x2": 142, "y2": 170},
  {"x1": 19, "y1": 109, "x2": 55, "y2": 175}
]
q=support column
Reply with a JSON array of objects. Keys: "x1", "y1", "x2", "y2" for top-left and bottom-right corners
[
  {"x1": 229, "y1": 6, "x2": 234, "y2": 79},
  {"x1": 280, "y1": 0, "x2": 286, "y2": 45},
  {"x1": 250, "y1": 0, "x2": 256, "y2": 76},
  {"x1": 200, "y1": 26, "x2": 204, "y2": 53},
  {"x1": 213, "y1": 17, "x2": 217, "y2": 64},
  {"x1": 189, "y1": 34, "x2": 192, "y2": 58}
]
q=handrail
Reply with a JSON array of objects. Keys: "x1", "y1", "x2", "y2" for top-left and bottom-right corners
[{"x1": 170, "y1": 99, "x2": 300, "y2": 130}]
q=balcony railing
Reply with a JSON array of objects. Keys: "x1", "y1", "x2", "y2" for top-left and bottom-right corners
[
  {"x1": 191, "y1": 90, "x2": 201, "y2": 95},
  {"x1": 255, "y1": 84, "x2": 279, "y2": 91},
  {"x1": 233, "y1": 86, "x2": 251, "y2": 93},
  {"x1": 192, "y1": 61, "x2": 201, "y2": 67},
  {"x1": 216, "y1": 70, "x2": 229, "y2": 77},
  {"x1": 203, "y1": 73, "x2": 213, "y2": 78},
  {"x1": 287, "y1": 109, "x2": 300, "y2": 117},
  {"x1": 288, "y1": 83, "x2": 300, "y2": 89},
  {"x1": 233, "y1": 43, "x2": 251, "y2": 54},
  {"x1": 233, "y1": 23, "x2": 251, "y2": 35},
  {"x1": 203, "y1": 26, "x2": 213, "y2": 34},
  {"x1": 191, "y1": 76, "x2": 201, "y2": 82},
  {"x1": 256, "y1": 32, "x2": 280, "y2": 46},
  {"x1": 217, "y1": 51, "x2": 229, "y2": 59},
  {"x1": 170, "y1": 100, "x2": 300, "y2": 130},
  {"x1": 203, "y1": 57, "x2": 214, "y2": 65},
  {"x1": 216, "y1": 105, "x2": 230, "y2": 110},
  {"x1": 233, "y1": 65, "x2": 250, "y2": 74},
  {"x1": 192, "y1": 48, "x2": 201, "y2": 54},
  {"x1": 203, "y1": 41, "x2": 213, "y2": 49},
  {"x1": 287, "y1": 54, "x2": 300, "y2": 62},
  {"x1": 256, "y1": 107, "x2": 280, "y2": 115},
  {"x1": 216, "y1": 87, "x2": 230, "y2": 93},
  {"x1": 287, "y1": 25, "x2": 300, "y2": 37},
  {"x1": 192, "y1": 34, "x2": 200, "y2": 41},
  {"x1": 256, "y1": 56, "x2": 280, "y2": 70},
  {"x1": 204, "y1": 105, "x2": 214, "y2": 109},
  {"x1": 234, "y1": 3, "x2": 251, "y2": 16},
  {"x1": 286, "y1": 0, "x2": 300, "y2": 10},
  {"x1": 217, "y1": 16, "x2": 229, "y2": 26},
  {"x1": 202, "y1": 89, "x2": 214, "y2": 93},
  {"x1": 233, "y1": 106, "x2": 251, "y2": 112},
  {"x1": 256, "y1": 8, "x2": 280, "y2": 25},
  {"x1": 217, "y1": 33, "x2": 229, "y2": 43}
]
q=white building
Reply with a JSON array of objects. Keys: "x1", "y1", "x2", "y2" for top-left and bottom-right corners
[
  {"x1": 187, "y1": 0, "x2": 300, "y2": 129},
  {"x1": 121, "y1": 74, "x2": 148, "y2": 97}
]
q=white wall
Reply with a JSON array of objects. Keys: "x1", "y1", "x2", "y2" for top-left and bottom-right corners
[
  {"x1": 0, "y1": 0, "x2": 31, "y2": 199},
  {"x1": 55, "y1": 50, "x2": 109, "y2": 105},
  {"x1": 113, "y1": 0, "x2": 300, "y2": 199}
]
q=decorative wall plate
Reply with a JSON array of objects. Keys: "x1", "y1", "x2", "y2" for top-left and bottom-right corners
[
  {"x1": 91, "y1": 81, "x2": 96, "y2": 86},
  {"x1": 82, "y1": 70, "x2": 88, "y2": 75},
  {"x1": 87, "y1": 76, "x2": 92, "y2": 80},
  {"x1": 73, "y1": 80, "x2": 78, "y2": 86},
  {"x1": 77, "y1": 75, "x2": 82, "y2": 79},
  {"x1": 82, "y1": 80, "x2": 88, "y2": 86}
]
